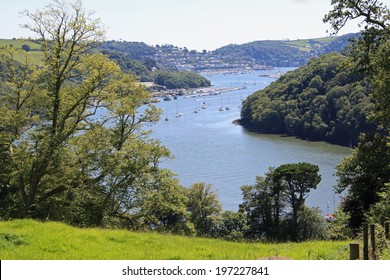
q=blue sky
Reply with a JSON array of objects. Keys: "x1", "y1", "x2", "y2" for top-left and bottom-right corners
[{"x1": 1, "y1": 0, "x2": 363, "y2": 50}]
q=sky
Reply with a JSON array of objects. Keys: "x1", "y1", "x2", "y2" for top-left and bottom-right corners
[{"x1": 0, "y1": 0, "x2": 365, "y2": 51}]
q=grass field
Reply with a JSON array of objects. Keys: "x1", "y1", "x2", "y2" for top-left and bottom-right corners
[
  {"x1": 0, "y1": 38, "x2": 44, "y2": 65},
  {"x1": 0, "y1": 219, "x2": 354, "y2": 260},
  {"x1": 284, "y1": 37, "x2": 336, "y2": 52}
]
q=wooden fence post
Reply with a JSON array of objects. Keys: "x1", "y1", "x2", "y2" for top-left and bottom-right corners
[
  {"x1": 349, "y1": 243, "x2": 360, "y2": 260},
  {"x1": 370, "y1": 224, "x2": 376, "y2": 260},
  {"x1": 363, "y1": 223, "x2": 369, "y2": 260}
]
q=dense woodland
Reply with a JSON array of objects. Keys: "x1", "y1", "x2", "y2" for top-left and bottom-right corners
[
  {"x1": 212, "y1": 33, "x2": 357, "y2": 67},
  {"x1": 0, "y1": 0, "x2": 389, "y2": 251},
  {"x1": 240, "y1": 52, "x2": 376, "y2": 146}
]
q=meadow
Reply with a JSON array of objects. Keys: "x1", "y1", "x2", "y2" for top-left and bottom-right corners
[
  {"x1": 0, "y1": 219, "x2": 352, "y2": 260},
  {"x1": 0, "y1": 38, "x2": 44, "y2": 65}
]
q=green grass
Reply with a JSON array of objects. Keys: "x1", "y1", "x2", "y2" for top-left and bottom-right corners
[
  {"x1": 0, "y1": 38, "x2": 41, "y2": 50},
  {"x1": 0, "y1": 219, "x2": 352, "y2": 260},
  {"x1": 284, "y1": 37, "x2": 337, "y2": 52},
  {"x1": 0, "y1": 38, "x2": 44, "y2": 65}
]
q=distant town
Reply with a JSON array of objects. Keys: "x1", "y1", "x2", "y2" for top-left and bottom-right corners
[{"x1": 152, "y1": 44, "x2": 272, "y2": 73}]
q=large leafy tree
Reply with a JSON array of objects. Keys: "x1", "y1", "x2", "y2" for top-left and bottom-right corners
[
  {"x1": 240, "y1": 163, "x2": 322, "y2": 242},
  {"x1": 273, "y1": 163, "x2": 321, "y2": 241},
  {"x1": 240, "y1": 168, "x2": 285, "y2": 240},
  {"x1": 186, "y1": 182, "x2": 222, "y2": 237},
  {"x1": 324, "y1": 0, "x2": 390, "y2": 231},
  {"x1": 0, "y1": 0, "x2": 172, "y2": 227}
]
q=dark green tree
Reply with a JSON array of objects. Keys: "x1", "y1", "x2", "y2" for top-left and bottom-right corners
[
  {"x1": 273, "y1": 163, "x2": 321, "y2": 241},
  {"x1": 240, "y1": 168, "x2": 285, "y2": 240},
  {"x1": 218, "y1": 210, "x2": 248, "y2": 241},
  {"x1": 335, "y1": 133, "x2": 390, "y2": 229},
  {"x1": 135, "y1": 170, "x2": 194, "y2": 235},
  {"x1": 21, "y1": 44, "x2": 30, "y2": 52},
  {"x1": 324, "y1": 0, "x2": 390, "y2": 231}
]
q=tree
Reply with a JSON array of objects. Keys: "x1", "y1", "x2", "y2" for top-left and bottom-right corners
[
  {"x1": 135, "y1": 170, "x2": 194, "y2": 235},
  {"x1": 324, "y1": 0, "x2": 390, "y2": 128},
  {"x1": 273, "y1": 163, "x2": 321, "y2": 241},
  {"x1": 2, "y1": 0, "x2": 112, "y2": 217},
  {"x1": 294, "y1": 206, "x2": 328, "y2": 241},
  {"x1": 218, "y1": 210, "x2": 248, "y2": 241},
  {"x1": 21, "y1": 44, "x2": 30, "y2": 52},
  {"x1": 0, "y1": 0, "x2": 174, "y2": 228},
  {"x1": 186, "y1": 183, "x2": 222, "y2": 237},
  {"x1": 324, "y1": 0, "x2": 390, "y2": 230},
  {"x1": 240, "y1": 169, "x2": 285, "y2": 241},
  {"x1": 324, "y1": 0, "x2": 390, "y2": 66},
  {"x1": 335, "y1": 133, "x2": 390, "y2": 229}
]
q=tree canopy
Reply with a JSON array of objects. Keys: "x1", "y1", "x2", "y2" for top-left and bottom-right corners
[
  {"x1": 324, "y1": 0, "x2": 390, "y2": 231},
  {"x1": 0, "y1": 0, "x2": 184, "y2": 231},
  {"x1": 240, "y1": 52, "x2": 376, "y2": 146},
  {"x1": 240, "y1": 163, "x2": 323, "y2": 242}
]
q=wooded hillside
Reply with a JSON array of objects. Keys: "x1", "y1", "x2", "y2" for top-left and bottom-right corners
[{"x1": 240, "y1": 52, "x2": 376, "y2": 146}]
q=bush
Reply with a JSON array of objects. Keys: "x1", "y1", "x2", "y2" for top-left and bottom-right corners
[{"x1": 21, "y1": 44, "x2": 30, "y2": 52}]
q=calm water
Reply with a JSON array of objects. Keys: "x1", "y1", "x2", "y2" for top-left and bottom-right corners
[{"x1": 151, "y1": 69, "x2": 351, "y2": 213}]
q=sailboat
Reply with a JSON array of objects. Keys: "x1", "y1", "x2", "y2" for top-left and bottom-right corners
[
  {"x1": 165, "y1": 106, "x2": 169, "y2": 121},
  {"x1": 226, "y1": 96, "x2": 231, "y2": 110},
  {"x1": 176, "y1": 101, "x2": 182, "y2": 117},
  {"x1": 219, "y1": 96, "x2": 224, "y2": 111},
  {"x1": 194, "y1": 101, "x2": 198, "y2": 113}
]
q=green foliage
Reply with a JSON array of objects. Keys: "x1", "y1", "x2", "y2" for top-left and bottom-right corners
[
  {"x1": 326, "y1": 207, "x2": 353, "y2": 240},
  {"x1": 134, "y1": 170, "x2": 194, "y2": 235},
  {"x1": 240, "y1": 170, "x2": 284, "y2": 241},
  {"x1": 240, "y1": 163, "x2": 322, "y2": 242},
  {"x1": 218, "y1": 210, "x2": 248, "y2": 241},
  {"x1": 366, "y1": 184, "x2": 390, "y2": 225},
  {"x1": 241, "y1": 52, "x2": 376, "y2": 146},
  {"x1": 100, "y1": 41, "x2": 157, "y2": 60},
  {"x1": 152, "y1": 71, "x2": 211, "y2": 89},
  {"x1": 295, "y1": 206, "x2": 328, "y2": 241},
  {"x1": 336, "y1": 131, "x2": 390, "y2": 230},
  {"x1": 273, "y1": 163, "x2": 321, "y2": 241},
  {"x1": 0, "y1": 219, "x2": 353, "y2": 260},
  {"x1": 186, "y1": 183, "x2": 222, "y2": 237},
  {"x1": 21, "y1": 44, "x2": 30, "y2": 52},
  {"x1": 0, "y1": 0, "x2": 186, "y2": 231},
  {"x1": 215, "y1": 34, "x2": 357, "y2": 67},
  {"x1": 370, "y1": 39, "x2": 390, "y2": 128},
  {"x1": 99, "y1": 48, "x2": 210, "y2": 88},
  {"x1": 325, "y1": 0, "x2": 390, "y2": 231}
]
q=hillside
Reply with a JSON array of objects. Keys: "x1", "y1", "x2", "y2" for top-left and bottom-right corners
[
  {"x1": 214, "y1": 33, "x2": 358, "y2": 67},
  {"x1": 0, "y1": 39, "x2": 210, "y2": 89},
  {"x1": 1, "y1": 34, "x2": 357, "y2": 72},
  {"x1": 240, "y1": 52, "x2": 376, "y2": 146},
  {"x1": 0, "y1": 219, "x2": 351, "y2": 260},
  {"x1": 0, "y1": 38, "x2": 44, "y2": 65}
]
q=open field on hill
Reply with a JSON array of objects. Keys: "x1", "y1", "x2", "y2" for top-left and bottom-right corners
[{"x1": 0, "y1": 38, "x2": 44, "y2": 65}]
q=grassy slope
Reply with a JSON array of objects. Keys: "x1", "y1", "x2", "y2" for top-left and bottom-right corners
[
  {"x1": 285, "y1": 37, "x2": 336, "y2": 52},
  {"x1": 0, "y1": 219, "x2": 352, "y2": 260},
  {"x1": 0, "y1": 38, "x2": 44, "y2": 65}
]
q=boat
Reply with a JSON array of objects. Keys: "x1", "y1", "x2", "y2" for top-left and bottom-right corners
[
  {"x1": 163, "y1": 95, "x2": 173, "y2": 101},
  {"x1": 175, "y1": 102, "x2": 182, "y2": 117}
]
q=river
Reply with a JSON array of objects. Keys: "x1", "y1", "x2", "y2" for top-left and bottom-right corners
[{"x1": 151, "y1": 68, "x2": 351, "y2": 214}]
